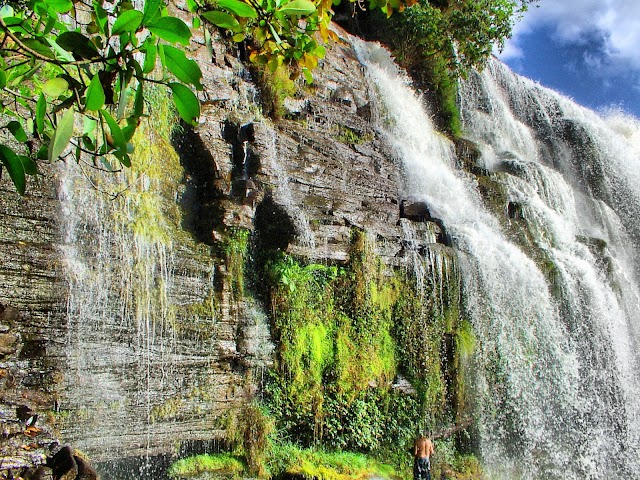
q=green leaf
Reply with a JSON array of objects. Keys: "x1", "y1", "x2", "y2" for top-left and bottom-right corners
[
  {"x1": 6, "y1": 121, "x2": 28, "y2": 142},
  {"x1": 0, "y1": 5, "x2": 14, "y2": 18},
  {"x1": 42, "y1": 77, "x2": 69, "y2": 97},
  {"x1": 56, "y1": 31, "x2": 99, "y2": 59},
  {"x1": 112, "y1": 9, "x2": 143, "y2": 35},
  {"x1": 43, "y1": 14, "x2": 57, "y2": 34},
  {"x1": 134, "y1": 82, "x2": 144, "y2": 117},
  {"x1": 93, "y1": 1, "x2": 109, "y2": 35},
  {"x1": 116, "y1": 83, "x2": 130, "y2": 120},
  {"x1": 45, "y1": 36, "x2": 75, "y2": 62},
  {"x1": 47, "y1": 0, "x2": 73, "y2": 13},
  {"x1": 278, "y1": 0, "x2": 316, "y2": 16},
  {"x1": 302, "y1": 67, "x2": 313, "y2": 84},
  {"x1": 85, "y1": 74, "x2": 106, "y2": 111},
  {"x1": 82, "y1": 135, "x2": 96, "y2": 151},
  {"x1": 36, "y1": 145, "x2": 48, "y2": 160},
  {"x1": 0, "y1": 145, "x2": 26, "y2": 194},
  {"x1": 19, "y1": 156, "x2": 38, "y2": 175},
  {"x1": 0, "y1": 70, "x2": 6, "y2": 89},
  {"x1": 147, "y1": 16, "x2": 192, "y2": 46},
  {"x1": 36, "y1": 94, "x2": 46, "y2": 133},
  {"x1": 114, "y1": 150, "x2": 131, "y2": 167},
  {"x1": 187, "y1": 0, "x2": 198, "y2": 12},
  {"x1": 217, "y1": 0, "x2": 258, "y2": 18},
  {"x1": 268, "y1": 23, "x2": 282, "y2": 44},
  {"x1": 122, "y1": 124, "x2": 136, "y2": 142},
  {"x1": 169, "y1": 83, "x2": 200, "y2": 126},
  {"x1": 201, "y1": 10, "x2": 241, "y2": 31},
  {"x1": 142, "y1": 40, "x2": 157, "y2": 73},
  {"x1": 22, "y1": 38, "x2": 55, "y2": 59},
  {"x1": 100, "y1": 109, "x2": 126, "y2": 150},
  {"x1": 83, "y1": 115, "x2": 98, "y2": 138},
  {"x1": 142, "y1": 0, "x2": 163, "y2": 24},
  {"x1": 49, "y1": 109, "x2": 75, "y2": 162},
  {"x1": 162, "y1": 45, "x2": 203, "y2": 89}
]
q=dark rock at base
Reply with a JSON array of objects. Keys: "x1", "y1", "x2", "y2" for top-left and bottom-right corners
[
  {"x1": 507, "y1": 201, "x2": 525, "y2": 220},
  {"x1": 16, "y1": 405, "x2": 36, "y2": 423},
  {"x1": 74, "y1": 455, "x2": 98, "y2": 480},
  {"x1": 0, "y1": 303, "x2": 20, "y2": 325},
  {"x1": 47, "y1": 446, "x2": 78, "y2": 480},
  {"x1": 22, "y1": 466, "x2": 54, "y2": 480}
]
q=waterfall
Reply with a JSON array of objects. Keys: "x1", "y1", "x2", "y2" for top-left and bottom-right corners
[{"x1": 355, "y1": 40, "x2": 640, "y2": 479}]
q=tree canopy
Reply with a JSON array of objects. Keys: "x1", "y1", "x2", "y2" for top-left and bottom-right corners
[{"x1": 0, "y1": 0, "x2": 534, "y2": 194}]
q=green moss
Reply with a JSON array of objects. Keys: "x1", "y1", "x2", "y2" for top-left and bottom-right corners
[
  {"x1": 243, "y1": 402, "x2": 275, "y2": 476},
  {"x1": 455, "y1": 320, "x2": 476, "y2": 359},
  {"x1": 218, "y1": 227, "x2": 251, "y2": 299},
  {"x1": 170, "y1": 445, "x2": 403, "y2": 480},
  {"x1": 150, "y1": 397, "x2": 184, "y2": 423},
  {"x1": 431, "y1": 439, "x2": 485, "y2": 480},
  {"x1": 335, "y1": 125, "x2": 374, "y2": 146},
  {"x1": 168, "y1": 453, "x2": 246, "y2": 479},
  {"x1": 266, "y1": 444, "x2": 402, "y2": 480},
  {"x1": 251, "y1": 63, "x2": 298, "y2": 119}
]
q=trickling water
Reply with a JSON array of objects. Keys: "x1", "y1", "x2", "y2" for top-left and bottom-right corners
[
  {"x1": 56, "y1": 124, "x2": 223, "y2": 475},
  {"x1": 356, "y1": 40, "x2": 640, "y2": 479},
  {"x1": 264, "y1": 129, "x2": 316, "y2": 248}
]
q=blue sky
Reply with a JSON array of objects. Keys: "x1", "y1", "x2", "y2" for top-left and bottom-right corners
[{"x1": 498, "y1": 0, "x2": 640, "y2": 118}]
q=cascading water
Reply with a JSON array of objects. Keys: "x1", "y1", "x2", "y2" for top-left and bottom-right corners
[
  {"x1": 56, "y1": 122, "x2": 225, "y2": 478},
  {"x1": 355, "y1": 40, "x2": 640, "y2": 479}
]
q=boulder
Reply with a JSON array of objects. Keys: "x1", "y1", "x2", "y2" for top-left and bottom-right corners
[
  {"x1": 47, "y1": 446, "x2": 78, "y2": 480},
  {"x1": 74, "y1": 455, "x2": 98, "y2": 480}
]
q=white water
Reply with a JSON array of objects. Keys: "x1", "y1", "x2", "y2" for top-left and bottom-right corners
[
  {"x1": 56, "y1": 138, "x2": 221, "y2": 467},
  {"x1": 356, "y1": 41, "x2": 640, "y2": 479}
]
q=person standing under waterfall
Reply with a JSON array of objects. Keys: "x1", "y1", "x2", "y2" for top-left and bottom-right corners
[{"x1": 413, "y1": 434, "x2": 434, "y2": 480}]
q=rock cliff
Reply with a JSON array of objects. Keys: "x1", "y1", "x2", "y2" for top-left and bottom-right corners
[{"x1": 0, "y1": 16, "x2": 454, "y2": 477}]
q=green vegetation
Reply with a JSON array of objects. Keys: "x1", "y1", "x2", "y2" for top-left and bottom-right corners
[
  {"x1": 168, "y1": 453, "x2": 246, "y2": 478},
  {"x1": 357, "y1": 0, "x2": 537, "y2": 136},
  {"x1": 250, "y1": 63, "x2": 298, "y2": 118},
  {"x1": 218, "y1": 227, "x2": 251, "y2": 298},
  {"x1": 0, "y1": 0, "x2": 203, "y2": 194},
  {"x1": 169, "y1": 229, "x2": 480, "y2": 478},
  {"x1": 169, "y1": 447, "x2": 401, "y2": 480},
  {"x1": 335, "y1": 125, "x2": 374, "y2": 146},
  {"x1": 262, "y1": 230, "x2": 464, "y2": 463},
  {"x1": 266, "y1": 444, "x2": 402, "y2": 479}
]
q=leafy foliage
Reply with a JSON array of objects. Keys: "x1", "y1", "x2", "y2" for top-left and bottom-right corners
[
  {"x1": 0, "y1": 0, "x2": 203, "y2": 193},
  {"x1": 0, "y1": 0, "x2": 534, "y2": 193},
  {"x1": 197, "y1": 0, "x2": 417, "y2": 84},
  {"x1": 265, "y1": 443, "x2": 402, "y2": 479},
  {"x1": 243, "y1": 402, "x2": 274, "y2": 476},
  {"x1": 262, "y1": 231, "x2": 449, "y2": 460}
]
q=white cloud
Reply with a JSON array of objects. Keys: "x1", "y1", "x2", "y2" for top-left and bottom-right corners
[{"x1": 502, "y1": 0, "x2": 640, "y2": 70}]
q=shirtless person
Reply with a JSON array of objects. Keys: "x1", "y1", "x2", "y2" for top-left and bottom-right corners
[{"x1": 413, "y1": 435, "x2": 434, "y2": 480}]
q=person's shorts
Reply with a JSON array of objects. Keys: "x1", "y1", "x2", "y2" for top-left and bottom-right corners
[{"x1": 414, "y1": 457, "x2": 431, "y2": 480}]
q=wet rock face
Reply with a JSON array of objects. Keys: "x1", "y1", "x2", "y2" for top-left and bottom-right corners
[
  {"x1": 0, "y1": 17, "x2": 452, "y2": 472},
  {"x1": 192, "y1": 29, "x2": 405, "y2": 263}
]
